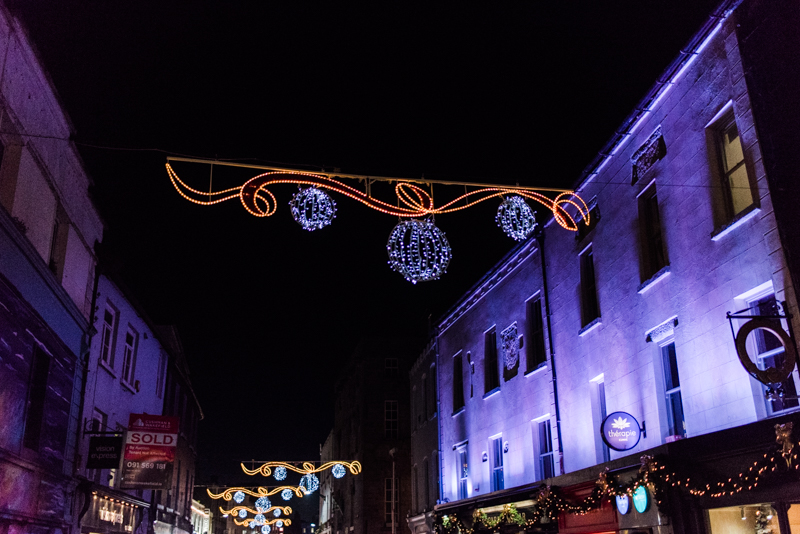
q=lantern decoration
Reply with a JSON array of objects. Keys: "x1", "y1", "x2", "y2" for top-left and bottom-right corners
[
  {"x1": 255, "y1": 496, "x2": 271, "y2": 512},
  {"x1": 332, "y1": 463, "x2": 346, "y2": 479},
  {"x1": 239, "y1": 509, "x2": 248, "y2": 518},
  {"x1": 289, "y1": 187, "x2": 337, "y2": 231},
  {"x1": 496, "y1": 196, "x2": 537, "y2": 241},
  {"x1": 234, "y1": 490, "x2": 246, "y2": 504},
  {"x1": 273, "y1": 509, "x2": 281, "y2": 517},
  {"x1": 299, "y1": 473, "x2": 320, "y2": 494},
  {"x1": 262, "y1": 526, "x2": 271, "y2": 534},
  {"x1": 281, "y1": 489, "x2": 293, "y2": 501},
  {"x1": 387, "y1": 219, "x2": 452, "y2": 284},
  {"x1": 273, "y1": 466, "x2": 287, "y2": 481}
]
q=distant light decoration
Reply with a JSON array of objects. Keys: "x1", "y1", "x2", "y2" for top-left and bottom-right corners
[
  {"x1": 255, "y1": 514, "x2": 266, "y2": 525},
  {"x1": 234, "y1": 491, "x2": 246, "y2": 504},
  {"x1": 332, "y1": 464, "x2": 346, "y2": 479},
  {"x1": 273, "y1": 466, "x2": 287, "y2": 481},
  {"x1": 496, "y1": 196, "x2": 537, "y2": 241},
  {"x1": 289, "y1": 187, "x2": 337, "y2": 231},
  {"x1": 276, "y1": 521, "x2": 284, "y2": 528},
  {"x1": 239, "y1": 510, "x2": 248, "y2": 518},
  {"x1": 387, "y1": 219, "x2": 451, "y2": 284},
  {"x1": 299, "y1": 473, "x2": 320, "y2": 494},
  {"x1": 167, "y1": 160, "x2": 589, "y2": 282},
  {"x1": 255, "y1": 497, "x2": 271, "y2": 513},
  {"x1": 281, "y1": 489, "x2": 293, "y2": 501},
  {"x1": 261, "y1": 526, "x2": 271, "y2": 534},
  {"x1": 273, "y1": 509, "x2": 281, "y2": 517}
]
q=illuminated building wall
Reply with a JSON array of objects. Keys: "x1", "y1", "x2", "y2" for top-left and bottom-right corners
[{"x1": 434, "y1": 0, "x2": 800, "y2": 512}]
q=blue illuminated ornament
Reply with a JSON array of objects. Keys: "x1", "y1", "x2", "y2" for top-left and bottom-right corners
[
  {"x1": 299, "y1": 473, "x2": 320, "y2": 494},
  {"x1": 496, "y1": 196, "x2": 537, "y2": 241},
  {"x1": 289, "y1": 187, "x2": 337, "y2": 231},
  {"x1": 387, "y1": 219, "x2": 451, "y2": 284},
  {"x1": 281, "y1": 489, "x2": 293, "y2": 501},
  {"x1": 255, "y1": 496, "x2": 271, "y2": 513},
  {"x1": 254, "y1": 514, "x2": 266, "y2": 526},
  {"x1": 239, "y1": 509, "x2": 247, "y2": 518},
  {"x1": 273, "y1": 466, "x2": 287, "y2": 481},
  {"x1": 261, "y1": 526, "x2": 271, "y2": 534},
  {"x1": 273, "y1": 509, "x2": 281, "y2": 518},
  {"x1": 234, "y1": 490, "x2": 246, "y2": 504},
  {"x1": 276, "y1": 521, "x2": 284, "y2": 528},
  {"x1": 332, "y1": 463, "x2": 346, "y2": 479},
  {"x1": 250, "y1": 522, "x2": 256, "y2": 529}
]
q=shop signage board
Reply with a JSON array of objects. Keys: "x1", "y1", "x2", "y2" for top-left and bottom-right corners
[
  {"x1": 615, "y1": 494, "x2": 630, "y2": 515},
  {"x1": 120, "y1": 413, "x2": 179, "y2": 489},
  {"x1": 84, "y1": 493, "x2": 138, "y2": 533},
  {"x1": 600, "y1": 411, "x2": 641, "y2": 451},
  {"x1": 632, "y1": 486, "x2": 649, "y2": 513},
  {"x1": 87, "y1": 435, "x2": 123, "y2": 469}
]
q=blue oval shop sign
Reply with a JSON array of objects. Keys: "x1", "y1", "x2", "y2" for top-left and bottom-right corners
[{"x1": 601, "y1": 411, "x2": 641, "y2": 451}]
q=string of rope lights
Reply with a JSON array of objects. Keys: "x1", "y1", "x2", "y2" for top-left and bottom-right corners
[{"x1": 166, "y1": 158, "x2": 589, "y2": 283}]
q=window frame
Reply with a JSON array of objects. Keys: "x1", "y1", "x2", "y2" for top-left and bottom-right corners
[
  {"x1": 660, "y1": 340, "x2": 686, "y2": 438},
  {"x1": 484, "y1": 328, "x2": 500, "y2": 394},
  {"x1": 120, "y1": 325, "x2": 139, "y2": 387},
  {"x1": 100, "y1": 304, "x2": 118, "y2": 368},
  {"x1": 580, "y1": 245, "x2": 600, "y2": 327},
  {"x1": 710, "y1": 108, "x2": 756, "y2": 223},
  {"x1": 456, "y1": 446, "x2": 469, "y2": 500},
  {"x1": 526, "y1": 294, "x2": 547, "y2": 372},
  {"x1": 535, "y1": 418, "x2": 555, "y2": 480},
  {"x1": 638, "y1": 182, "x2": 668, "y2": 282},
  {"x1": 384, "y1": 400, "x2": 399, "y2": 438},
  {"x1": 489, "y1": 435, "x2": 504, "y2": 492}
]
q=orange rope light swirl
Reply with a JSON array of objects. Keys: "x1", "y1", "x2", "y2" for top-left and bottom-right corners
[
  {"x1": 240, "y1": 460, "x2": 363, "y2": 477},
  {"x1": 166, "y1": 163, "x2": 589, "y2": 231}
]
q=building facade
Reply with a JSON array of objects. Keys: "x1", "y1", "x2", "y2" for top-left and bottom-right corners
[{"x1": 427, "y1": 0, "x2": 800, "y2": 533}]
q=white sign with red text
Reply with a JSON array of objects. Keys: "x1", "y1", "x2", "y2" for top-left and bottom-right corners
[{"x1": 120, "y1": 414, "x2": 179, "y2": 489}]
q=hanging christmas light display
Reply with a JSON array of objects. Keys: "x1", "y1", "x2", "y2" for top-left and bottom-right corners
[
  {"x1": 276, "y1": 521, "x2": 284, "y2": 528},
  {"x1": 281, "y1": 489, "x2": 293, "y2": 501},
  {"x1": 255, "y1": 496, "x2": 271, "y2": 513},
  {"x1": 262, "y1": 526, "x2": 271, "y2": 534},
  {"x1": 166, "y1": 159, "x2": 588, "y2": 283},
  {"x1": 332, "y1": 463, "x2": 346, "y2": 479},
  {"x1": 241, "y1": 460, "x2": 362, "y2": 479},
  {"x1": 289, "y1": 187, "x2": 337, "y2": 231},
  {"x1": 239, "y1": 510, "x2": 247, "y2": 518},
  {"x1": 234, "y1": 490, "x2": 245, "y2": 504},
  {"x1": 273, "y1": 509, "x2": 281, "y2": 517},
  {"x1": 273, "y1": 466, "x2": 287, "y2": 481},
  {"x1": 299, "y1": 473, "x2": 320, "y2": 494},
  {"x1": 254, "y1": 514, "x2": 266, "y2": 525},
  {"x1": 387, "y1": 219, "x2": 451, "y2": 284},
  {"x1": 496, "y1": 196, "x2": 537, "y2": 241}
]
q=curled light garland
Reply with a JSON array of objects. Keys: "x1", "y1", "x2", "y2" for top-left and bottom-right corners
[
  {"x1": 234, "y1": 517, "x2": 291, "y2": 528},
  {"x1": 496, "y1": 196, "x2": 537, "y2": 241},
  {"x1": 241, "y1": 460, "x2": 362, "y2": 478},
  {"x1": 289, "y1": 187, "x2": 337, "y2": 231},
  {"x1": 387, "y1": 219, "x2": 451, "y2": 284},
  {"x1": 221, "y1": 506, "x2": 292, "y2": 518},
  {"x1": 208, "y1": 486, "x2": 305, "y2": 502}
]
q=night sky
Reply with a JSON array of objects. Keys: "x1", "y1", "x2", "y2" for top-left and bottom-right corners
[{"x1": 10, "y1": 1, "x2": 719, "y2": 487}]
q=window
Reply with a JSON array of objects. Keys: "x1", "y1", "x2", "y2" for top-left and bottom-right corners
[
  {"x1": 638, "y1": 184, "x2": 668, "y2": 281},
  {"x1": 423, "y1": 458, "x2": 430, "y2": 506},
  {"x1": 526, "y1": 296, "x2": 546, "y2": 371},
  {"x1": 427, "y1": 364, "x2": 437, "y2": 419},
  {"x1": 714, "y1": 111, "x2": 754, "y2": 219},
  {"x1": 749, "y1": 295, "x2": 798, "y2": 414},
  {"x1": 422, "y1": 374, "x2": 428, "y2": 419},
  {"x1": 490, "y1": 436, "x2": 504, "y2": 491},
  {"x1": 580, "y1": 246, "x2": 600, "y2": 326},
  {"x1": 23, "y1": 346, "x2": 51, "y2": 451},
  {"x1": 384, "y1": 400, "x2": 398, "y2": 438},
  {"x1": 484, "y1": 329, "x2": 499, "y2": 393},
  {"x1": 537, "y1": 420, "x2": 555, "y2": 479},
  {"x1": 661, "y1": 342, "x2": 686, "y2": 438},
  {"x1": 596, "y1": 381, "x2": 610, "y2": 462},
  {"x1": 156, "y1": 350, "x2": 167, "y2": 399},
  {"x1": 412, "y1": 466, "x2": 418, "y2": 511},
  {"x1": 385, "y1": 357, "x2": 398, "y2": 378},
  {"x1": 121, "y1": 327, "x2": 138, "y2": 386},
  {"x1": 100, "y1": 306, "x2": 117, "y2": 367},
  {"x1": 576, "y1": 202, "x2": 599, "y2": 242},
  {"x1": 453, "y1": 353, "x2": 465, "y2": 412},
  {"x1": 457, "y1": 447, "x2": 468, "y2": 499},
  {"x1": 384, "y1": 477, "x2": 398, "y2": 525}
]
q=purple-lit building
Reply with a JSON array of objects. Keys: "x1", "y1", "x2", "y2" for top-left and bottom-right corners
[
  {"x1": 0, "y1": 3, "x2": 103, "y2": 534},
  {"x1": 425, "y1": 0, "x2": 800, "y2": 533}
]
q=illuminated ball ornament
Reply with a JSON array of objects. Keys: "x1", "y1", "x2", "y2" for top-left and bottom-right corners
[
  {"x1": 332, "y1": 463, "x2": 346, "y2": 479},
  {"x1": 233, "y1": 490, "x2": 246, "y2": 504},
  {"x1": 273, "y1": 509, "x2": 281, "y2": 518},
  {"x1": 289, "y1": 187, "x2": 337, "y2": 231},
  {"x1": 276, "y1": 521, "x2": 284, "y2": 528},
  {"x1": 250, "y1": 522, "x2": 256, "y2": 529},
  {"x1": 496, "y1": 196, "x2": 537, "y2": 241},
  {"x1": 239, "y1": 510, "x2": 248, "y2": 518},
  {"x1": 254, "y1": 514, "x2": 266, "y2": 526},
  {"x1": 273, "y1": 466, "x2": 287, "y2": 481},
  {"x1": 281, "y1": 489, "x2": 293, "y2": 501},
  {"x1": 299, "y1": 473, "x2": 320, "y2": 494},
  {"x1": 261, "y1": 526, "x2": 271, "y2": 534},
  {"x1": 386, "y1": 219, "x2": 452, "y2": 284},
  {"x1": 255, "y1": 497, "x2": 271, "y2": 513}
]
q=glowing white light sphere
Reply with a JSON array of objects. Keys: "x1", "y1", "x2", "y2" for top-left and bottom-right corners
[
  {"x1": 386, "y1": 219, "x2": 451, "y2": 284},
  {"x1": 273, "y1": 509, "x2": 281, "y2": 518},
  {"x1": 281, "y1": 489, "x2": 293, "y2": 501},
  {"x1": 276, "y1": 521, "x2": 284, "y2": 528},
  {"x1": 496, "y1": 196, "x2": 537, "y2": 241},
  {"x1": 239, "y1": 509, "x2": 247, "y2": 518},
  {"x1": 234, "y1": 491, "x2": 246, "y2": 504},
  {"x1": 255, "y1": 497, "x2": 271, "y2": 513},
  {"x1": 289, "y1": 187, "x2": 337, "y2": 231},
  {"x1": 255, "y1": 514, "x2": 266, "y2": 526},
  {"x1": 299, "y1": 473, "x2": 320, "y2": 494},
  {"x1": 250, "y1": 522, "x2": 256, "y2": 529},
  {"x1": 262, "y1": 526, "x2": 271, "y2": 534},
  {"x1": 332, "y1": 464, "x2": 346, "y2": 479},
  {"x1": 273, "y1": 466, "x2": 288, "y2": 481}
]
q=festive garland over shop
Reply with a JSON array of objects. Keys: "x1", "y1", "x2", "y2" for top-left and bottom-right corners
[{"x1": 435, "y1": 423, "x2": 799, "y2": 534}]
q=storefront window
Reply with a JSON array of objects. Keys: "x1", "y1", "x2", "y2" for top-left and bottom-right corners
[
  {"x1": 707, "y1": 504, "x2": 780, "y2": 533},
  {"x1": 788, "y1": 504, "x2": 800, "y2": 533}
]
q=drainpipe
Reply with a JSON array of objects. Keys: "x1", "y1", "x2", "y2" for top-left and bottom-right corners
[
  {"x1": 536, "y1": 227, "x2": 565, "y2": 476},
  {"x1": 434, "y1": 335, "x2": 445, "y2": 505}
]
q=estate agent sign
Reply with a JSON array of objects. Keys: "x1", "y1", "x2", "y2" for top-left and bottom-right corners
[
  {"x1": 600, "y1": 411, "x2": 642, "y2": 451},
  {"x1": 120, "y1": 413, "x2": 179, "y2": 489}
]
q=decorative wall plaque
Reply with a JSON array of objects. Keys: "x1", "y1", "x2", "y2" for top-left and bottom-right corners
[
  {"x1": 500, "y1": 323, "x2": 519, "y2": 370},
  {"x1": 631, "y1": 126, "x2": 666, "y2": 184}
]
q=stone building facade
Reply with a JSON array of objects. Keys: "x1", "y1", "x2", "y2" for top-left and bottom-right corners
[{"x1": 424, "y1": 0, "x2": 800, "y2": 533}]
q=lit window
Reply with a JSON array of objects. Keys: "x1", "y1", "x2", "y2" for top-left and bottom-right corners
[
  {"x1": 661, "y1": 342, "x2": 686, "y2": 438},
  {"x1": 537, "y1": 420, "x2": 555, "y2": 479},
  {"x1": 490, "y1": 437, "x2": 504, "y2": 491},
  {"x1": 714, "y1": 112, "x2": 754, "y2": 219},
  {"x1": 456, "y1": 448, "x2": 468, "y2": 500},
  {"x1": 121, "y1": 327, "x2": 138, "y2": 386}
]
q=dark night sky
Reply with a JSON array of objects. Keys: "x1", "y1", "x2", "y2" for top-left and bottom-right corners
[{"x1": 10, "y1": 1, "x2": 719, "y2": 485}]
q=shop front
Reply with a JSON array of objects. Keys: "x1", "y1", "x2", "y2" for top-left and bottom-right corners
[{"x1": 79, "y1": 485, "x2": 149, "y2": 534}]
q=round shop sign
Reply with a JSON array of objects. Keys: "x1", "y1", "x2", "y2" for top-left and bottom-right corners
[
  {"x1": 633, "y1": 486, "x2": 650, "y2": 513},
  {"x1": 601, "y1": 411, "x2": 642, "y2": 451},
  {"x1": 615, "y1": 494, "x2": 630, "y2": 515}
]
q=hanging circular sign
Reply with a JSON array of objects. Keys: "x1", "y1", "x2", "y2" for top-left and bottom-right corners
[
  {"x1": 601, "y1": 411, "x2": 642, "y2": 451},
  {"x1": 633, "y1": 486, "x2": 649, "y2": 513},
  {"x1": 735, "y1": 318, "x2": 796, "y2": 384},
  {"x1": 615, "y1": 494, "x2": 630, "y2": 515}
]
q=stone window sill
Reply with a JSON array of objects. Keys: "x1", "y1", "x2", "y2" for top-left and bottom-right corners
[
  {"x1": 638, "y1": 265, "x2": 671, "y2": 294},
  {"x1": 578, "y1": 317, "x2": 602, "y2": 337},
  {"x1": 452, "y1": 406, "x2": 465, "y2": 417},
  {"x1": 525, "y1": 363, "x2": 548, "y2": 377},
  {"x1": 483, "y1": 387, "x2": 501, "y2": 400},
  {"x1": 711, "y1": 204, "x2": 760, "y2": 242},
  {"x1": 99, "y1": 359, "x2": 116, "y2": 378}
]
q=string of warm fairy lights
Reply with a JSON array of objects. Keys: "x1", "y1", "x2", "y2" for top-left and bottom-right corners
[
  {"x1": 166, "y1": 158, "x2": 589, "y2": 283},
  {"x1": 435, "y1": 424, "x2": 798, "y2": 534}
]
